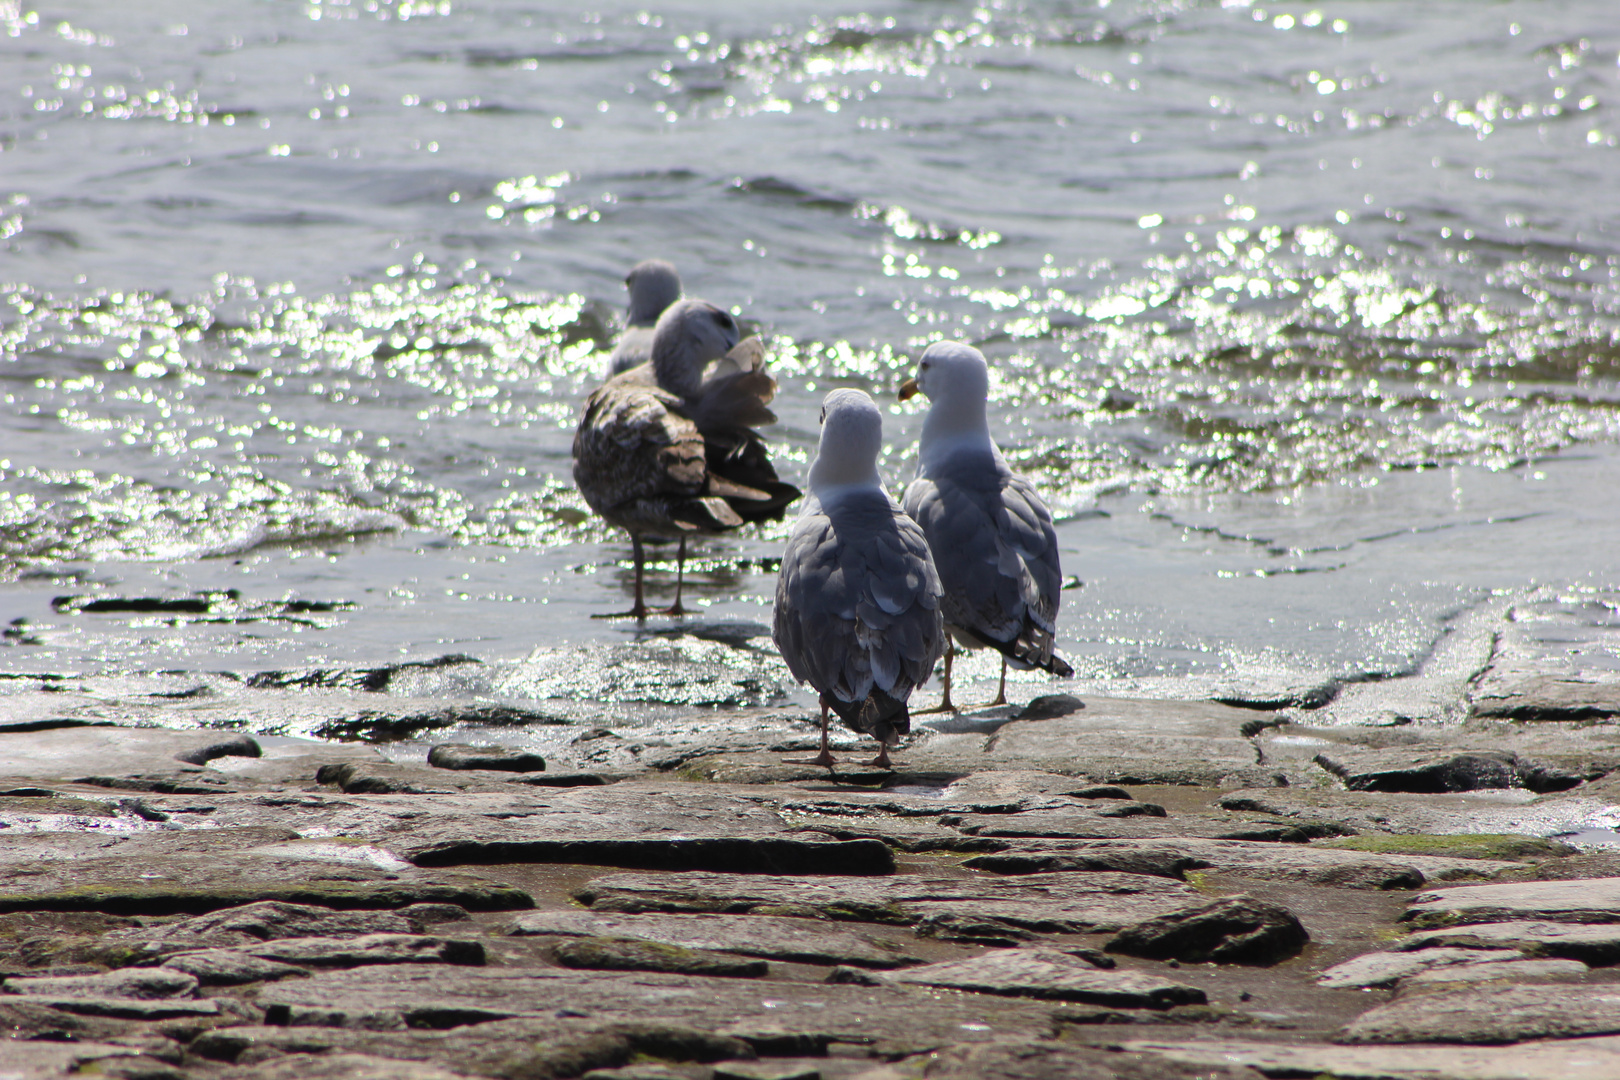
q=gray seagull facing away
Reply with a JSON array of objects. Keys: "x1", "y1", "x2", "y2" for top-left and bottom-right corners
[
  {"x1": 773, "y1": 389, "x2": 945, "y2": 768},
  {"x1": 573, "y1": 299, "x2": 800, "y2": 619},
  {"x1": 899, "y1": 341, "x2": 1073, "y2": 709},
  {"x1": 607, "y1": 259, "x2": 683, "y2": 377}
]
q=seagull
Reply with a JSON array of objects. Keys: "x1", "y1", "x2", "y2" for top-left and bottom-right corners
[
  {"x1": 573, "y1": 299, "x2": 799, "y2": 618},
  {"x1": 773, "y1": 389, "x2": 945, "y2": 769},
  {"x1": 899, "y1": 342, "x2": 1073, "y2": 710},
  {"x1": 608, "y1": 259, "x2": 682, "y2": 376}
]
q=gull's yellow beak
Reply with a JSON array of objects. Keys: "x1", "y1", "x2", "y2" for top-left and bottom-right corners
[{"x1": 898, "y1": 377, "x2": 920, "y2": 402}]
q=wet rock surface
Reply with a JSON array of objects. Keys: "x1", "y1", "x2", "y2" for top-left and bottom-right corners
[
  {"x1": 1104, "y1": 896, "x2": 1309, "y2": 965},
  {"x1": 2, "y1": 695, "x2": 1620, "y2": 1077}
]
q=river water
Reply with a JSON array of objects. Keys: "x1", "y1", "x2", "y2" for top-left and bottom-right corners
[{"x1": 2, "y1": 0, "x2": 1618, "y2": 731}]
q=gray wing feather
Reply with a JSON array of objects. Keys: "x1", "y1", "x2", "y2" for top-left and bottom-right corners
[
  {"x1": 774, "y1": 493, "x2": 944, "y2": 708},
  {"x1": 903, "y1": 460, "x2": 1063, "y2": 655}
]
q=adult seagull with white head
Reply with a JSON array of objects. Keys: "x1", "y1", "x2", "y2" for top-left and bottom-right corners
[
  {"x1": 773, "y1": 389, "x2": 945, "y2": 768},
  {"x1": 899, "y1": 342, "x2": 1073, "y2": 709}
]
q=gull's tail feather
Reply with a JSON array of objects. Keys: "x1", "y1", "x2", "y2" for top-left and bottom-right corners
[{"x1": 830, "y1": 687, "x2": 912, "y2": 747}]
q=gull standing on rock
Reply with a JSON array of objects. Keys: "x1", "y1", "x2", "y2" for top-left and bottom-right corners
[
  {"x1": 607, "y1": 259, "x2": 682, "y2": 376},
  {"x1": 899, "y1": 342, "x2": 1073, "y2": 710},
  {"x1": 573, "y1": 299, "x2": 799, "y2": 618},
  {"x1": 773, "y1": 389, "x2": 945, "y2": 769}
]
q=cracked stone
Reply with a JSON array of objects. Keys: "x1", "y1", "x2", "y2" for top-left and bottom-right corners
[{"x1": 1105, "y1": 896, "x2": 1308, "y2": 966}]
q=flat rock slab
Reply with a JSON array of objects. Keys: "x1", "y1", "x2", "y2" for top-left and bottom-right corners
[
  {"x1": 1125, "y1": 1035, "x2": 1620, "y2": 1080},
  {"x1": 1340, "y1": 985, "x2": 1620, "y2": 1044},
  {"x1": 3, "y1": 966, "x2": 199, "y2": 999},
  {"x1": 0, "y1": 1040, "x2": 178, "y2": 1080},
  {"x1": 509, "y1": 910, "x2": 908, "y2": 968},
  {"x1": 1404, "y1": 878, "x2": 1620, "y2": 929},
  {"x1": 401, "y1": 818, "x2": 895, "y2": 875},
  {"x1": 574, "y1": 871, "x2": 1206, "y2": 934},
  {"x1": 255, "y1": 964, "x2": 1059, "y2": 1049},
  {"x1": 0, "y1": 853, "x2": 531, "y2": 916},
  {"x1": 1472, "y1": 676, "x2": 1620, "y2": 722},
  {"x1": 1317, "y1": 948, "x2": 1525, "y2": 990},
  {"x1": 786, "y1": 814, "x2": 1005, "y2": 854},
  {"x1": 315, "y1": 762, "x2": 521, "y2": 795},
  {"x1": 0, "y1": 992, "x2": 220, "y2": 1020},
  {"x1": 115, "y1": 900, "x2": 423, "y2": 952},
  {"x1": 160, "y1": 949, "x2": 309, "y2": 985},
  {"x1": 1218, "y1": 788, "x2": 1619, "y2": 840},
  {"x1": 549, "y1": 936, "x2": 768, "y2": 978},
  {"x1": 964, "y1": 837, "x2": 1518, "y2": 890},
  {"x1": 0, "y1": 826, "x2": 304, "y2": 863},
  {"x1": 763, "y1": 777, "x2": 1092, "y2": 818},
  {"x1": 1396, "y1": 921, "x2": 1620, "y2": 966},
  {"x1": 879, "y1": 1040, "x2": 1265, "y2": 1080},
  {"x1": 237, "y1": 1051, "x2": 480, "y2": 1080},
  {"x1": 1313, "y1": 747, "x2": 1581, "y2": 794},
  {"x1": 900, "y1": 698, "x2": 1289, "y2": 787},
  {"x1": 234, "y1": 932, "x2": 484, "y2": 968},
  {"x1": 0, "y1": 726, "x2": 279, "y2": 787},
  {"x1": 193, "y1": 1019, "x2": 759, "y2": 1080},
  {"x1": 887, "y1": 948, "x2": 1205, "y2": 1007},
  {"x1": 948, "y1": 811, "x2": 1327, "y2": 843},
  {"x1": 266, "y1": 784, "x2": 902, "y2": 875},
  {"x1": 1400, "y1": 957, "x2": 1589, "y2": 987}
]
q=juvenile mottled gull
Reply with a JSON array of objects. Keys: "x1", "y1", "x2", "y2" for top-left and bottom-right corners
[
  {"x1": 774, "y1": 389, "x2": 945, "y2": 768},
  {"x1": 573, "y1": 299, "x2": 799, "y2": 618},
  {"x1": 608, "y1": 259, "x2": 682, "y2": 376},
  {"x1": 899, "y1": 342, "x2": 1073, "y2": 709}
]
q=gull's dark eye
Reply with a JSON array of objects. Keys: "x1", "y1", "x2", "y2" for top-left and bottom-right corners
[{"x1": 820, "y1": 408, "x2": 827, "y2": 424}]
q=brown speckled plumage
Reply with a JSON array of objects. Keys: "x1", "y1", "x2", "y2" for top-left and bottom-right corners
[{"x1": 572, "y1": 299, "x2": 800, "y2": 617}]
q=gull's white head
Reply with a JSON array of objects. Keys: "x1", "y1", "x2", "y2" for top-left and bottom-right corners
[
  {"x1": 625, "y1": 259, "x2": 682, "y2": 326},
  {"x1": 651, "y1": 299, "x2": 741, "y2": 396},
  {"x1": 899, "y1": 341, "x2": 990, "y2": 407},
  {"x1": 898, "y1": 341, "x2": 992, "y2": 450},
  {"x1": 808, "y1": 388, "x2": 884, "y2": 495}
]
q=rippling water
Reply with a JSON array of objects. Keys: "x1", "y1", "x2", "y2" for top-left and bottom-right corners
[{"x1": 2, "y1": 0, "x2": 1618, "y2": 716}]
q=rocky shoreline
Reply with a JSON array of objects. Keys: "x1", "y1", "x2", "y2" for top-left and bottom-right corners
[{"x1": 4, "y1": 671, "x2": 1620, "y2": 1079}]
